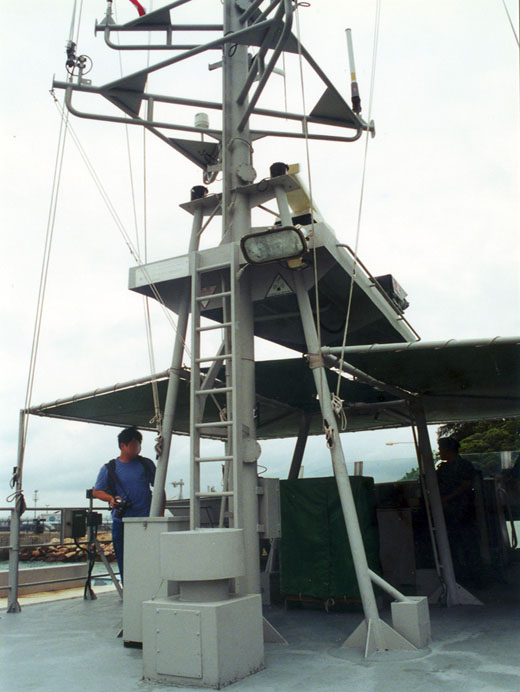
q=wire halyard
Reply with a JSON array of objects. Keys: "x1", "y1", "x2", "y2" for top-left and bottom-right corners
[
  {"x1": 293, "y1": 2, "x2": 329, "y2": 424},
  {"x1": 14, "y1": 0, "x2": 84, "y2": 508},
  {"x1": 114, "y1": 0, "x2": 163, "y2": 434},
  {"x1": 294, "y1": 2, "x2": 350, "y2": 436},
  {"x1": 22, "y1": 92, "x2": 70, "y2": 462},
  {"x1": 335, "y1": 0, "x2": 381, "y2": 403},
  {"x1": 48, "y1": 94, "x2": 183, "y2": 334}
]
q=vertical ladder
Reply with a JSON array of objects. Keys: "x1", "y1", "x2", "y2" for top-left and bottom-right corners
[{"x1": 189, "y1": 244, "x2": 240, "y2": 531}]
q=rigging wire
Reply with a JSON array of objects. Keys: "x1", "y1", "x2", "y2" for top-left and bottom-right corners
[
  {"x1": 501, "y1": 0, "x2": 520, "y2": 47},
  {"x1": 142, "y1": 1, "x2": 163, "y2": 429},
  {"x1": 49, "y1": 94, "x2": 180, "y2": 334},
  {"x1": 114, "y1": 0, "x2": 163, "y2": 430},
  {"x1": 282, "y1": 51, "x2": 288, "y2": 115},
  {"x1": 294, "y1": 4, "x2": 320, "y2": 350},
  {"x1": 18, "y1": 0, "x2": 84, "y2": 476},
  {"x1": 294, "y1": 2, "x2": 328, "y2": 433},
  {"x1": 74, "y1": 0, "x2": 84, "y2": 45},
  {"x1": 335, "y1": 0, "x2": 381, "y2": 398},
  {"x1": 23, "y1": 100, "x2": 70, "y2": 450},
  {"x1": 68, "y1": 0, "x2": 79, "y2": 42}
]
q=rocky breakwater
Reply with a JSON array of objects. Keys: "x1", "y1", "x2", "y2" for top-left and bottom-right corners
[{"x1": 19, "y1": 532, "x2": 116, "y2": 563}]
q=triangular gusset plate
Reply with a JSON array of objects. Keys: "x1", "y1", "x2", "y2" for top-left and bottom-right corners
[
  {"x1": 120, "y1": 5, "x2": 173, "y2": 29},
  {"x1": 167, "y1": 138, "x2": 220, "y2": 170},
  {"x1": 102, "y1": 74, "x2": 147, "y2": 118},
  {"x1": 309, "y1": 86, "x2": 361, "y2": 130},
  {"x1": 233, "y1": 26, "x2": 300, "y2": 53}
]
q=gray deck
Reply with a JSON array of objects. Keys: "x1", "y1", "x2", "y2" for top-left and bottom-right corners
[{"x1": 2, "y1": 568, "x2": 520, "y2": 692}]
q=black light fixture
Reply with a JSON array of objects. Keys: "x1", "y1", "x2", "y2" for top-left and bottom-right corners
[{"x1": 190, "y1": 185, "x2": 208, "y2": 200}]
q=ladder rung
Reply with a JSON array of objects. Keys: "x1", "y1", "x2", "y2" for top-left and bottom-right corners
[
  {"x1": 197, "y1": 354, "x2": 232, "y2": 363},
  {"x1": 199, "y1": 261, "x2": 232, "y2": 272},
  {"x1": 195, "y1": 491, "x2": 234, "y2": 498},
  {"x1": 197, "y1": 290, "x2": 231, "y2": 302},
  {"x1": 196, "y1": 420, "x2": 233, "y2": 429},
  {"x1": 197, "y1": 322, "x2": 232, "y2": 332},
  {"x1": 195, "y1": 455, "x2": 234, "y2": 463},
  {"x1": 195, "y1": 386, "x2": 232, "y2": 395}
]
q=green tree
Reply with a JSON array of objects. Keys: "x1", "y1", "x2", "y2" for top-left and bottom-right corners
[
  {"x1": 437, "y1": 418, "x2": 520, "y2": 476},
  {"x1": 399, "y1": 467, "x2": 420, "y2": 481}
]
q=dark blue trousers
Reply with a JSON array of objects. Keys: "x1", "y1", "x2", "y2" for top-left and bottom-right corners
[{"x1": 111, "y1": 520, "x2": 124, "y2": 583}]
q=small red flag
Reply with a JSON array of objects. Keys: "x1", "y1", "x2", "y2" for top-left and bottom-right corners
[{"x1": 128, "y1": 0, "x2": 146, "y2": 17}]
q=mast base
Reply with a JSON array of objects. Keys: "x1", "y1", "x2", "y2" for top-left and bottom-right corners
[
  {"x1": 342, "y1": 618, "x2": 416, "y2": 657},
  {"x1": 263, "y1": 617, "x2": 287, "y2": 644},
  {"x1": 431, "y1": 582, "x2": 483, "y2": 607}
]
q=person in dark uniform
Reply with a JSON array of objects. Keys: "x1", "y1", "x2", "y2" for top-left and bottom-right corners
[{"x1": 437, "y1": 436, "x2": 481, "y2": 585}]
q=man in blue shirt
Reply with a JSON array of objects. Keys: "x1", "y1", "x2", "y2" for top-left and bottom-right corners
[{"x1": 93, "y1": 426, "x2": 156, "y2": 582}]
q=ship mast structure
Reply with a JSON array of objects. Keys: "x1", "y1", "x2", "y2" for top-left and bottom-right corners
[{"x1": 53, "y1": 0, "x2": 429, "y2": 667}]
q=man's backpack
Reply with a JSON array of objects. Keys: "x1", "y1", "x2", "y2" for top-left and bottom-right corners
[{"x1": 104, "y1": 457, "x2": 155, "y2": 498}]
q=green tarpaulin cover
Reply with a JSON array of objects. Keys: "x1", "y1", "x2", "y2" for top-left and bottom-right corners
[{"x1": 279, "y1": 476, "x2": 380, "y2": 601}]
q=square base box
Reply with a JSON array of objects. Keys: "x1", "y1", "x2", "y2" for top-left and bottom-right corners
[
  {"x1": 142, "y1": 594, "x2": 264, "y2": 689},
  {"x1": 391, "y1": 596, "x2": 431, "y2": 649},
  {"x1": 123, "y1": 516, "x2": 189, "y2": 645}
]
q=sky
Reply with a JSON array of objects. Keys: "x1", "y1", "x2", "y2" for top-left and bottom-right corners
[{"x1": 1, "y1": 0, "x2": 518, "y2": 514}]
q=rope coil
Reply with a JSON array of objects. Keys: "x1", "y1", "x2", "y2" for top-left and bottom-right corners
[
  {"x1": 331, "y1": 393, "x2": 347, "y2": 430},
  {"x1": 154, "y1": 433, "x2": 164, "y2": 459}
]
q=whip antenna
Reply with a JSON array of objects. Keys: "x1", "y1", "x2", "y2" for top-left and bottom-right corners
[{"x1": 345, "y1": 28, "x2": 362, "y2": 114}]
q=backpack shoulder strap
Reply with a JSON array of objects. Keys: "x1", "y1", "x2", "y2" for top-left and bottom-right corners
[
  {"x1": 104, "y1": 459, "x2": 118, "y2": 497},
  {"x1": 137, "y1": 456, "x2": 156, "y2": 485}
]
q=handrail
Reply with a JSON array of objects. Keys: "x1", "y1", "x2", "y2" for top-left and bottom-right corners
[
  {"x1": 0, "y1": 505, "x2": 108, "y2": 512},
  {"x1": 4, "y1": 503, "x2": 116, "y2": 610},
  {"x1": 0, "y1": 572, "x2": 116, "y2": 590}
]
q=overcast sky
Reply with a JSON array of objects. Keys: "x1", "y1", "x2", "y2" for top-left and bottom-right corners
[{"x1": 1, "y1": 1, "x2": 518, "y2": 513}]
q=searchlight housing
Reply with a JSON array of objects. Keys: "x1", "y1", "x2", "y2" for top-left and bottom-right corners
[{"x1": 241, "y1": 225, "x2": 308, "y2": 268}]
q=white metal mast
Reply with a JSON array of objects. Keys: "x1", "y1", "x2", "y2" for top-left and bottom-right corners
[{"x1": 47, "y1": 0, "x2": 437, "y2": 655}]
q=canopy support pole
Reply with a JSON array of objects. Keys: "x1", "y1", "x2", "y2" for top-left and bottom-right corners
[
  {"x1": 7, "y1": 410, "x2": 26, "y2": 613},
  {"x1": 150, "y1": 206, "x2": 203, "y2": 516},
  {"x1": 274, "y1": 182, "x2": 415, "y2": 655},
  {"x1": 411, "y1": 403, "x2": 482, "y2": 606}
]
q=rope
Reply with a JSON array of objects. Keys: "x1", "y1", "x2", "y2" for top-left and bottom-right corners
[
  {"x1": 335, "y1": 0, "x2": 381, "y2": 397},
  {"x1": 331, "y1": 393, "x2": 347, "y2": 431}
]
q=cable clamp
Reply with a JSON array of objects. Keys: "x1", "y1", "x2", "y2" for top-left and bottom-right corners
[
  {"x1": 306, "y1": 352, "x2": 324, "y2": 369},
  {"x1": 323, "y1": 418, "x2": 335, "y2": 448}
]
